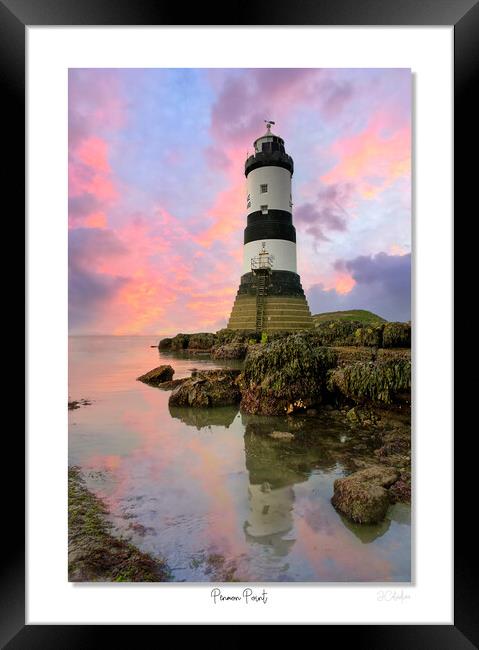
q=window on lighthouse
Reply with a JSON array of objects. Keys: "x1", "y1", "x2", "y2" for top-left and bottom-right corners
[
  {"x1": 261, "y1": 205, "x2": 268, "y2": 214},
  {"x1": 260, "y1": 184, "x2": 268, "y2": 193}
]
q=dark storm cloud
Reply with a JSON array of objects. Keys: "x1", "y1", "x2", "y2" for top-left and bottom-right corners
[{"x1": 307, "y1": 252, "x2": 411, "y2": 322}]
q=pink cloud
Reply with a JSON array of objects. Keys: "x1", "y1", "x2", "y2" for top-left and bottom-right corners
[
  {"x1": 321, "y1": 112, "x2": 410, "y2": 198},
  {"x1": 76, "y1": 136, "x2": 111, "y2": 174}
]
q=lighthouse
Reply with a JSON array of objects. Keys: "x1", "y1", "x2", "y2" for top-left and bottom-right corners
[{"x1": 227, "y1": 122, "x2": 313, "y2": 332}]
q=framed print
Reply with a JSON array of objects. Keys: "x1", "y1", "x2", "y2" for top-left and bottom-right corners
[{"x1": 7, "y1": 0, "x2": 474, "y2": 643}]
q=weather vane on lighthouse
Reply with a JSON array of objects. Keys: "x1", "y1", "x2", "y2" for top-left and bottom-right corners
[{"x1": 264, "y1": 120, "x2": 275, "y2": 133}]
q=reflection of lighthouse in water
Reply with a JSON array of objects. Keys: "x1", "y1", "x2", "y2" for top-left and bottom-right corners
[
  {"x1": 244, "y1": 481, "x2": 295, "y2": 555},
  {"x1": 242, "y1": 416, "x2": 312, "y2": 556}
]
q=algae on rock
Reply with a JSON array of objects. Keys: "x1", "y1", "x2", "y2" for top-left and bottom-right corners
[
  {"x1": 68, "y1": 467, "x2": 169, "y2": 582},
  {"x1": 240, "y1": 331, "x2": 337, "y2": 415},
  {"x1": 328, "y1": 358, "x2": 411, "y2": 405}
]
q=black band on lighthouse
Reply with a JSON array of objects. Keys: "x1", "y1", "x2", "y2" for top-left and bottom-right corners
[
  {"x1": 245, "y1": 151, "x2": 294, "y2": 177},
  {"x1": 244, "y1": 222, "x2": 296, "y2": 245}
]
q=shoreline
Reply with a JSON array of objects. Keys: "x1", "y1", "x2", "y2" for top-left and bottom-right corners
[{"x1": 68, "y1": 466, "x2": 170, "y2": 582}]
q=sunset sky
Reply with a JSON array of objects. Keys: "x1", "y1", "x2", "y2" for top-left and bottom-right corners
[{"x1": 69, "y1": 68, "x2": 411, "y2": 335}]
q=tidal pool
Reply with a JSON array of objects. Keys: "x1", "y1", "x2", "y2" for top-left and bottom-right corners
[{"x1": 69, "y1": 335, "x2": 411, "y2": 582}]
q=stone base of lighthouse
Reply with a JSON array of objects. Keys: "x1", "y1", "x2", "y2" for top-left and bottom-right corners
[{"x1": 227, "y1": 270, "x2": 314, "y2": 332}]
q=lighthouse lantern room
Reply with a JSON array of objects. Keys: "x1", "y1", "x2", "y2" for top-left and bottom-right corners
[{"x1": 227, "y1": 122, "x2": 314, "y2": 332}]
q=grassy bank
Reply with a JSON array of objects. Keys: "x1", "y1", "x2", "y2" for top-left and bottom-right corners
[
  {"x1": 313, "y1": 309, "x2": 386, "y2": 324},
  {"x1": 68, "y1": 467, "x2": 170, "y2": 582}
]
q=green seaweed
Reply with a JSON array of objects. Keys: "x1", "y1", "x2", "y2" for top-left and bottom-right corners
[
  {"x1": 240, "y1": 331, "x2": 337, "y2": 414},
  {"x1": 315, "y1": 320, "x2": 385, "y2": 348},
  {"x1": 382, "y1": 322, "x2": 411, "y2": 348},
  {"x1": 328, "y1": 358, "x2": 411, "y2": 404},
  {"x1": 68, "y1": 467, "x2": 170, "y2": 582}
]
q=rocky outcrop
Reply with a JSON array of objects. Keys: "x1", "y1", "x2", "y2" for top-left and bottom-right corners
[
  {"x1": 156, "y1": 378, "x2": 188, "y2": 391},
  {"x1": 315, "y1": 319, "x2": 411, "y2": 350},
  {"x1": 376, "y1": 347, "x2": 411, "y2": 361},
  {"x1": 168, "y1": 369, "x2": 241, "y2": 408},
  {"x1": 382, "y1": 322, "x2": 411, "y2": 348},
  {"x1": 137, "y1": 365, "x2": 174, "y2": 385},
  {"x1": 327, "y1": 357, "x2": 411, "y2": 405},
  {"x1": 331, "y1": 346, "x2": 376, "y2": 366},
  {"x1": 315, "y1": 320, "x2": 384, "y2": 347},
  {"x1": 188, "y1": 333, "x2": 216, "y2": 350},
  {"x1": 170, "y1": 333, "x2": 191, "y2": 350},
  {"x1": 331, "y1": 465, "x2": 399, "y2": 524},
  {"x1": 239, "y1": 332, "x2": 338, "y2": 415},
  {"x1": 158, "y1": 337, "x2": 172, "y2": 350},
  {"x1": 374, "y1": 427, "x2": 411, "y2": 503},
  {"x1": 212, "y1": 340, "x2": 248, "y2": 360},
  {"x1": 68, "y1": 398, "x2": 92, "y2": 410}
]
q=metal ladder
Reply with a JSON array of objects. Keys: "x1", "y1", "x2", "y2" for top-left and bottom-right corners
[{"x1": 255, "y1": 272, "x2": 268, "y2": 332}]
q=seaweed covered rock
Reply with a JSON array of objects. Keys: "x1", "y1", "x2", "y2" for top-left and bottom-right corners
[
  {"x1": 156, "y1": 378, "x2": 188, "y2": 391},
  {"x1": 331, "y1": 346, "x2": 376, "y2": 366},
  {"x1": 188, "y1": 332, "x2": 217, "y2": 350},
  {"x1": 331, "y1": 465, "x2": 399, "y2": 524},
  {"x1": 328, "y1": 358, "x2": 411, "y2": 405},
  {"x1": 170, "y1": 333, "x2": 191, "y2": 350},
  {"x1": 168, "y1": 369, "x2": 241, "y2": 408},
  {"x1": 315, "y1": 320, "x2": 361, "y2": 346},
  {"x1": 137, "y1": 365, "x2": 174, "y2": 385},
  {"x1": 376, "y1": 348, "x2": 411, "y2": 361},
  {"x1": 382, "y1": 322, "x2": 411, "y2": 348},
  {"x1": 388, "y1": 473, "x2": 411, "y2": 503},
  {"x1": 216, "y1": 328, "x2": 247, "y2": 344},
  {"x1": 352, "y1": 324, "x2": 384, "y2": 348},
  {"x1": 239, "y1": 331, "x2": 338, "y2": 415},
  {"x1": 158, "y1": 337, "x2": 172, "y2": 350},
  {"x1": 212, "y1": 340, "x2": 248, "y2": 360},
  {"x1": 374, "y1": 427, "x2": 411, "y2": 503},
  {"x1": 315, "y1": 320, "x2": 385, "y2": 348}
]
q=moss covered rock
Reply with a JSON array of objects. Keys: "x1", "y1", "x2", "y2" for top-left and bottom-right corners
[
  {"x1": 239, "y1": 331, "x2": 337, "y2": 415},
  {"x1": 315, "y1": 320, "x2": 385, "y2": 347},
  {"x1": 137, "y1": 365, "x2": 174, "y2": 385},
  {"x1": 212, "y1": 340, "x2": 248, "y2": 360},
  {"x1": 331, "y1": 465, "x2": 399, "y2": 524},
  {"x1": 170, "y1": 333, "x2": 191, "y2": 350},
  {"x1": 353, "y1": 324, "x2": 384, "y2": 347},
  {"x1": 156, "y1": 378, "x2": 188, "y2": 391},
  {"x1": 168, "y1": 369, "x2": 241, "y2": 408},
  {"x1": 188, "y1": 332, "x2": 217, "y2": 350},
  {"x1": 327, "y1": 358, "x2": 411, "y2": 405},
  {"x1": 376, "y1": 348, "x2": 411, "y2": 361},
  {"x1": 215, "y1": 328, "x2": 257, "y2": 344},
  {"x1": 331, "y1": 346, "x2": 376, "y2": 366},
  {"x1": 383, "y1": 322, "x2": 411, "y2": 348},
  {"x1": 158, "y1": 337, "x2": 172, "y2": 350}
]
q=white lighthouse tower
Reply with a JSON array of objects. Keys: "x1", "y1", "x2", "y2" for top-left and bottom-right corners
[{"x1": 227, "y1": 122, "x2": 313, "y2": 332}]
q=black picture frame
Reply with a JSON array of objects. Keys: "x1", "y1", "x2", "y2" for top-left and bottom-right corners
[{"x1": 6, "y1": 0, "x2": 474, "y2": 645}]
